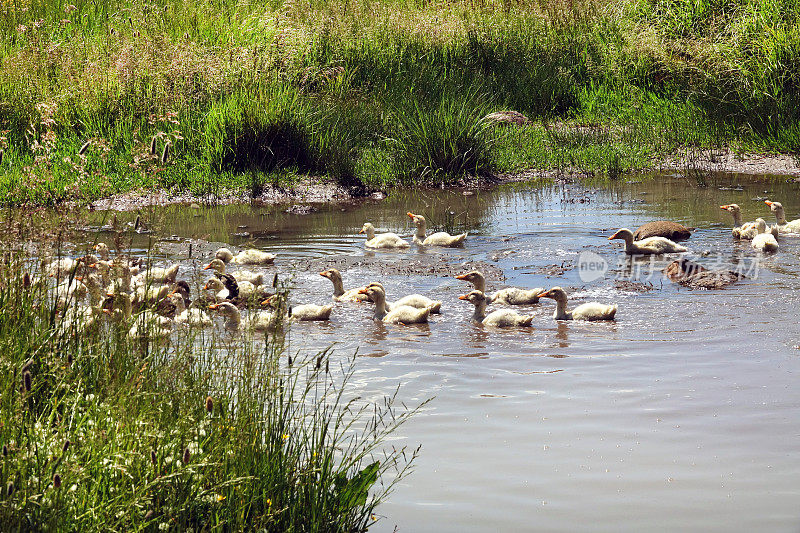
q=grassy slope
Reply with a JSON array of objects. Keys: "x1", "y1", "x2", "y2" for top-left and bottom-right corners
[{"x1": 0, "y1": 0, "x2": 798, "y2": 205}]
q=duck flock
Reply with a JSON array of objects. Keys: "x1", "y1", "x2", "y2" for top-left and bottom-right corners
[{"x1": 40, "y1": 200, "x2": 799, "y2": 339}]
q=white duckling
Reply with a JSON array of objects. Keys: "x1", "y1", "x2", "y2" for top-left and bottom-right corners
[
  {"x1": 765, "y1": 201, "x2": 800, "y2": 233},
  {"x1": 203, "y1": 258, "x2": 265, "y2": 286},
  {"x1": 94, "y1": 243, "x2": 111, "y2": 261},
  {"x1": 103, "y1": 291, "x2": 133, "y2": 323},
  {"x1": 128, "y1": 309, "x2": 173, "y2": 340},
  {"x1": 538, "y1": 287, "x2": 617, "y2": 321},
  {"x1": 204, "y1": 277, "x2": 231, "y2": 302},
  {"x1": 215, "y1": 248, "x2": 235, "y2": 262},
  {"x1": 54, "y1": 277, "x2": 87, "y2": 308},
  {"x1": 458, "y1": 290, "x2": 533, "y2": 327},
  {"x1": 75, "y1": 273, "x2": 106, "y2": 308},
  {"x1": 208, "y1": 301, "x2": 281, "y2": 331},
  {"x1": 608, "y1": 228, "x2": 687, "y2": 254},
  {"x1": 720, "y1": 204, "x2": 778, "y2": 239},
  {"x1": 364, "y1": 282, "x2": 442, "y2": 313},
  {"x1": 319, "y1": 269, "x2": 369, "y2": 302},
  {"x1": 264, "y1": 295, "x2": 333, "y2": 321},
  {"x1": 133, "y1": 283, "x2": 171, "y2": 306},
  {"x1": 166, "y1": 292, "x2": 212, "y2": 327},
  {"x1": 751, "y1": 219, "x2": 779, "y2": 252},
  {"x1": 358, "y1": 285, "x2": 430, "y2": 324},
  {"x1": 407, "y1": 212, "x2": 467, "y2": 247},
  {"x1": 231, "y1": 249, "x2": 276, "y2": 265},
  {"x1": 359, "y1": 222, "x2": 410, "y2": 249},
  {"x1": 455, "y1": 270, "x2": 544, "y2": 305},
  {"x1": 44, "y1": 257, "x2": 77, "y2": 279},
  {"x1": 140, "y1": 263, "x2": 180, "y2": 284}
]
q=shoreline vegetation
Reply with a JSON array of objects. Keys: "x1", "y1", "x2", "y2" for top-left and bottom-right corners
[
  {"x1": 0, "y1": 0, "x2": 798, "y2": 206},
  {"x1": 0, "y1": 226, "x2": 423, "y2": 530}
]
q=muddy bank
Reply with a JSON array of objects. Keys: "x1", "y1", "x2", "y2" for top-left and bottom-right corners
[
  {"x1": 658, "y1": 149, "x2": 800, "y2": 178},
  {"x1": 80, "y1": 151, "x2": 799, "y2": 212}
]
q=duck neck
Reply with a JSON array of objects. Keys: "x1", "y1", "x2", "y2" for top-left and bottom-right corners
[
  {"x1": 364, "y1": 226, "x2": 376, "y2": 240},
  {"x1": 774, "y1": 207, "x2": 786, "y2": 225},
  {"x1": 472, "y1": 275, "x2": 486, "y2": 293},
  {"x1": 620, "y1": 234, "x2": 636, "y2": 253},
  {"x1": 413, "y1": 224, "x2": 426, "y2": 242},
  {"x1": 731, "y1": 211, "x2": 743, "y2": 227},
  {"x1": 553, "y1": 298, "x2": 571, "y2": 320},
  {"x1": 472, "y1": 300, "x2": 487, "y2": 322},
  {"x1": 371, "y1": 293, "x2": 388, "y2": 319},
  {"x1": 330, "y1": 276, "x2": 345, "y2": 297}
]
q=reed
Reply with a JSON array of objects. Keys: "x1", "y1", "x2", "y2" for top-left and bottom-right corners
[{"x1": 0, "y1": 244, "x2": 420, "y2": 530}]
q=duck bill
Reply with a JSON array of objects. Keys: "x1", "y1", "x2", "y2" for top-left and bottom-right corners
[
  {"x1": 455, "y1": 273, "x2": 468, "y2": 280},
  {"x1": 458, "y1": 294, "x2": 469, "y2": 300},
  {"x1": 318, "y1": 271, "x2": 328, "y2": 277},
  {"x1": 406, "y1": 212, "x2": 416, "y2": 219},
  {"x1": 538, "y1": 290, "x2": 553, "y2": 299},
  {"x1": 260, "y1": 296, "x2": 273, "y2": 306},
  {"x1": 765, "y1": 200, "x2": 774, "y2": 206},
  {"x1": 607, "y1": 232, "x2": 620, "y2": 240},
  {"x1": 202, "y1": 264, "x2": 212, "y2": 270},
  {"x1": 719, "y1": 205, "x2": 730, "y2": 210},
  {"x1": 358, "y1": 228, "x2": 365, "y2": 234},
  {"x1": 358, "y1": 288, "x2": 369, "y2": 295},
  {"x1": 208, "y1": 303, "x2": 219, "y2": 310}
]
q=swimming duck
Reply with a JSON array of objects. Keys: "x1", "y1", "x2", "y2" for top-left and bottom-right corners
[
  {"x1": 750, "y1": 219, "x2": 779, "y2": 252},
  {"x1": 359, "y1": 223, "x2": 410, "y2": 249},
  {"x1": 455, "y1": 270, "x2": 544, "y2": 305},
  {"x1": 364, "y1": 282, "x2": 441, "y2": 313},
  {"x1": 538, "y1": 287, "x2": 617, "y2": 321},
  {"x1": 632, "y1": 221, "x2": 693, "y2": 241},
  {"x1": 765, "y1": 201, "x2": 800, "y2": 233},
  {"x1": 208, "y1": 301, "x2": 282, "y2": 331},
  {"x1": 128, "y1": 310, "x2": 173, "y2": 340},
  {"x1": 319, "y1": 269, "x2": 370, "y2": 302},
  {"x1": 720, "y1": 204, "x2": 778, "y2": 239},
  {"x1": 44, "y1": 257, "x2": 77, "y2": 279},
  {"x1": 608, "y1": 228, "x2": 687, "y2": 254},
  {"x1": 166, "y1": 292, "x2": 212, "y2": 326},
  {"x1": 231, "y1": 249, "x2": 276, "y2": 265},
  {"x1": 358, "y1": 285, "x2": 430, "y2": 324},
  {"x1": 663, "y1": 258, "x2": 743, "y2": 289},
  {"x1": 204, "y1": 277, "x2": 232, "y2": 302},
  {"x1": 458, "y1": 290, "x2": 533, "y2": 327},
  {"x1": 215, "y1": 248, "x2": 235, "y2": 262},
  {"x1": 140, "y1": 263, "x2": 180, "y2": 284},
  {"x1": 264, "y1": 295, "x2": 333, "y2": 321},
  {"x1": 203, "y1": 258, "x2": 265, "y2": 286},
  {"x1": 407, "y1": 212, "x2": 467, "y2": 247}
]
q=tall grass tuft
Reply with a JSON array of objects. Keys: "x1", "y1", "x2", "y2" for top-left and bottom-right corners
[{"x1": 392, "y1": 92, "x2": 495, "y2": 184}]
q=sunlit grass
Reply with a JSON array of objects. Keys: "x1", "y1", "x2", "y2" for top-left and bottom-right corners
[
  {"x1": 0, "y1": 240, "x2": 421, "y2": 530},
  {"x1": 0, "y1": 0, "x2": 797, "y2": 205}
]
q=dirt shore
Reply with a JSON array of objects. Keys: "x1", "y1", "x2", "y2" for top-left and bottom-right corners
[{"x1": 85, "y1": 151, "x2": 800, "y2": 212}]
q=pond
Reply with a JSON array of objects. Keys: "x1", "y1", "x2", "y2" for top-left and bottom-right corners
[{"x1": 41, "y1": 171, "x2": 800, "y2": 531}]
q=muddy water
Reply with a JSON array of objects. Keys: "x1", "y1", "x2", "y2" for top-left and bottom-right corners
[{"x1": 79, "y1": 173, "x2": 800, "y2": 531}]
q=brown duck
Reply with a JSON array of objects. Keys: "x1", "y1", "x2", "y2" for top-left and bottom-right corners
[
  {"x1": 663, "y1": 258, "x2": 742, "y2": 289},
  {"x1": 633, "y1": 221, "x2": 693, "y2": 241}
]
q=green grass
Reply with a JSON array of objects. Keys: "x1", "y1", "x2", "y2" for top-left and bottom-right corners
[
  {"x1": 0, "y1": 240, "x2": 421, "y2": 530},
  {"x1": 0, "y1": 0, "x2": 798, "y2": 205}
]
